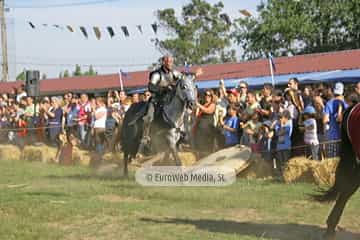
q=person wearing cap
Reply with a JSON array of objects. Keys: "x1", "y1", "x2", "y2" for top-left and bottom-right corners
[
  {"x1": 302, "y1": 105, "x2": 319, "y2": 160},
  {"x1": 323, "y1": 82, "x2": 348, "y2": 158}
]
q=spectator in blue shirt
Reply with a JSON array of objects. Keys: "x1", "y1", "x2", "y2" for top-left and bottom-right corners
[
  {"x1": 219, "y1": 103, "x2": 239, "y2": 147},
  {"x1": 323, "y1": 82, "x2": 348, "y2": 157},
  {"x1": 274, "y1": 110, "x2": 293, "y2": 173}
]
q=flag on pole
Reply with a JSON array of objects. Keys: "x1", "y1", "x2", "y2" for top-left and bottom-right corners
[
  {"x1": 119, "y1": 70, "x2": 130, "y2": 91},
  {"x1": 268, "y1": 53, "x2": 276, "y2": 72},
  {"x1": 268, "y1": 53, "x2": 276, "y2": 87}
]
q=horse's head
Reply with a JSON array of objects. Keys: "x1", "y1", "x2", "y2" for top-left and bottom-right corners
[{"x1": 176, "y1": 74, "x2": 196, "y2": 110}]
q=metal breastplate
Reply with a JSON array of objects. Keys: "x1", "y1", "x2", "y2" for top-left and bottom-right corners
[{"x1": 158, "y1": 70, "x2": 175, "y2": 88}]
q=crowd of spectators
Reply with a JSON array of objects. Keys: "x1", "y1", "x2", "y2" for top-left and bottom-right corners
[
  {"x1": 193, "y1": 78, "x2": 360, "y2": 172},
  {"x1": 0, "y1": 79, "x2": 359, "y2": 171}
]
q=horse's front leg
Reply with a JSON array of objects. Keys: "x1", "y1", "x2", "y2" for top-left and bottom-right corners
[
  {"x1": 323, "y1": 183, "x2": 359, "y2": 240},
  {"x1": 167, "y1": 129, "x2": 182, "y2": 166}
]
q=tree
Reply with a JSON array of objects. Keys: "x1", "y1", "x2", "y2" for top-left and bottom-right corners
[
  {"x1": 63, "y1": 70, "x2": 70, "y2": 78},
  {"x1": 84, "y1": 65, "x2": 97, "y2": 76},
  {"x1": 155, "y1": 0, "x2": 236, "y2": 65},
  {"x1": 41, "y1": 73, "x2": 47, "y2": 80},
  {"x1": 73, "y1": 64, "x2": 82, "y2": 76},
  {"x1": 16, "y1": 70, "x2": 26, "y2": 81},
  {"x1": 233, "y1": 0, "x2": 360, "y2": 60}
]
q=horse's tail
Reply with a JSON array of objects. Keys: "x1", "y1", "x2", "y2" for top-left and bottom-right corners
[{"x1": 312, "y1": 106, "x2": 358, "y2": 203}]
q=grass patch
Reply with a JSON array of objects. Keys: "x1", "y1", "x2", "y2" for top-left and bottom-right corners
[{"x1": 0, "y1": 159, "x2": 359, "y2": 240}]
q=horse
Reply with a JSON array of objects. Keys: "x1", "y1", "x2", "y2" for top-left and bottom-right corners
[
  {"x1": 313, "y1": 102, "x2": 360, "y2": 240},
  {"x1": 120, "y1": 75, "x2": 197, "y2": 176}
]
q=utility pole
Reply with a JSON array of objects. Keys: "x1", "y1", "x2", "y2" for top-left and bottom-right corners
[{"x1": 0, "y1": 0, "x2": 8, "y2": 82}]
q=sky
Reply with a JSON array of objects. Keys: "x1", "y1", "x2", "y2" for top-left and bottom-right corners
[{"x1": 3, "y1": 0, "x2": 262, "y2": 80}]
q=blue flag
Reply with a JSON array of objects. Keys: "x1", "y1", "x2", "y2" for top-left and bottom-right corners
[{"x1": 120, "y1": 70, "x2": 130, "y2": 79}]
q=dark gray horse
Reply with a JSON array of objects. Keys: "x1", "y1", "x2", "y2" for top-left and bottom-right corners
[
  {"x1": 312, "y1": 103, "x2": 360, "y2": 240},
  {"x1": 120, "y1": 75, "x2": 197, "y2": 176}
]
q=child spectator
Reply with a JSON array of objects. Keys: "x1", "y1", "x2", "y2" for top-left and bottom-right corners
[
  {"x1": 302, "y1": 106, "x2": 320, "y2": 160},
  {"x1": 259, "y1": 120, "x2": 274, "y2": 161},
  {"x1": 274, "y1": 110, "x2": 292, "y2": 173},
  {"x1": 240, "y1": 112, "x2": 262, "y2": 146},
  {"x1": 219, "y1": 104, "x2": 239, "y2": 147}
]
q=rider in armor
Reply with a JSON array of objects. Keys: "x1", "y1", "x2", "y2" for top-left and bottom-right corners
[{"x1": 141, "y1": 55, "x2": 202, "y2": 146}]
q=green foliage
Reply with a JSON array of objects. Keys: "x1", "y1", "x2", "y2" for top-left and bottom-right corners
[
  {"x1": 156, "y1": 0, "x2": 236, "y2": 65},
  {"x1": 60, "y1": 65, "x2": 97, "y2": 78},
  {"x1": 73, "y1": 64, "x2": 82, "y2": 76},
  {"x1": 0, "y1": 159, "x2": 360, "y2": 240},
  {"x1": 63, "y1": 69, "x2": 70, "y2": 78},
  {"x1": 233, "y1": 0, "x2": 360, "y2": 60},
  {"x1": 16, "y1": 70, "x2": 26, "y2": 81},
  {"x1": 84, "y1": 65, "x2": 97, "y2": 76}
]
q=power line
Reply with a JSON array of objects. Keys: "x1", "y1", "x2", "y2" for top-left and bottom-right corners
[
  {"x1": 5, "y1": 61, "x2": 152, "y2": 68},
  {"x1": 6, "y1": 0, "x2": 121, "y2": 9}
]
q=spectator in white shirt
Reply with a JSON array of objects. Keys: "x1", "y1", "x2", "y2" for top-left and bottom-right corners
[
  {"x1": 93, "y1": 97, "x2": 107, "y2": 155},
  {"x1": 302, "y1": 106, "x2": 320, "y2": 160}
]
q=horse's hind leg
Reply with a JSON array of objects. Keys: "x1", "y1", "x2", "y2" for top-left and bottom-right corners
[
  {"x1": 123, "y1": 153, "x2": 129, "y2": 178},
  {"x1": 324, "y1": 183, "x2": 359, "y2": 240}
]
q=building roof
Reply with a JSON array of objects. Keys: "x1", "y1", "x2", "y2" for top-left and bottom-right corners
[{"x1": 1, "y1": 49, "x2": 360, "y2": 95}]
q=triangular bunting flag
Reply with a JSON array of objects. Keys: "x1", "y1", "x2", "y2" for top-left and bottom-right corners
[
  {"x1": 220, "y1": 13, "x2": 231, "y2": 25},
  {"x1": 53, "y1": 24, "x2": 63, "y2": 30},
  {"x1": 67, "y1": 25, "x2": 74, "y2": 32},
  {"x1": 136, "y1": 25, "x2": 143, "y2": 34},
  {"x1": 121, "y1": 26, "x2": 129, "y2": 37},
  {"x1": 93, "y1": 26, "x2": 101, "y2": 40},
  {"x1": 107, "y1": 26, "x2": 115, "y2": 38},
  {"x1": 239, "y1": 9, "x2": 252, "y2": 17},
  {"x1": 28, "y1": 22, "x2": 35, "y2": 29},
  {"x1": 80, "y1": 26, "x2": 88, "y2": 38},
  {"x1": 151, "y1": 23, "x2": 158, "y2": 34}
]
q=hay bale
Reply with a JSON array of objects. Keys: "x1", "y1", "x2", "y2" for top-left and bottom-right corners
[
  {"x1": 0, "y1": 145, "x2": 21, "y2": 161},
  {"x1": 102, "y1": 152, "x2": 124, "y2": 165},
  {"x1": 23, "y1": 145, "x2": 58, "y2": 163},
  {"x1": 283, "y1": 157, "x2": 319, "y2": 184},
  {"x1": 238, "y1": 153, "x2": 273, "y2": 179},
  {"x1": 152, "y1": 151, "x2": 197, "y2": 166},
  {"x1": 72, "y1": 147, "x2": 92, "y2": 166},
  {"x1": 312, "y1": 158, "x2": 339, "y2": 186}
]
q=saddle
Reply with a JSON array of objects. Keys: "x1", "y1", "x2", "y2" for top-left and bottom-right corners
[{"x1": 346, "y1": 103, "x2": 360, "y2": 164}]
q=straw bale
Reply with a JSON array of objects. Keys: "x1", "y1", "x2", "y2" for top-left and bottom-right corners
[
  {"x1": 23, "y1": 145, "x2": 58, "y2": 163},
  {"x1": 0, "y1": 145, "x2": 21, "y2": 161},
  {"x1": 152, "y1": 151, "x2": 197, "y2": 166},
  {"x1": 312, "y1": 158, "x2": 339, "y2": 186},
  {"x1": 238, "y1": 153, "x2": 273, "y2": 179},
  {"x1": 72, "y1": 147, "x2": 92, "y2": 166}
]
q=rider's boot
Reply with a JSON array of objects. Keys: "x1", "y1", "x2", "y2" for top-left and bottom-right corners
[{"x1": 138, "y1": 120, "x2": 151, "y2": 154}]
